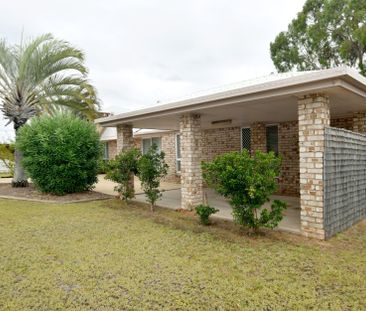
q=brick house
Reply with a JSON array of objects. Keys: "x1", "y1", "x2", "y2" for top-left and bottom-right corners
[{"x1": 96, "y1": 67, "x2": 366, "y2": 240}]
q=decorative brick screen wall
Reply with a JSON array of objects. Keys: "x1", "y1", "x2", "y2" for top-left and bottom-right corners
[{"x1": 324, "y1": 127, "x2": 366, "y2": 238}]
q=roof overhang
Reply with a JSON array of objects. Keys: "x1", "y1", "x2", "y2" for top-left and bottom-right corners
[{"x1": 96, "y1": 67, "x2": 366, "y2": 130}]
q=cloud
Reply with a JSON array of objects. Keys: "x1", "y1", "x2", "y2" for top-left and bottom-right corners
[{"x1": 0, "y1": 0, "x2": 305, "y2": 139}]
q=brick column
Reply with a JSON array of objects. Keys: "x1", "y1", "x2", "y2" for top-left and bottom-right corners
[
  {"x1": 116, "y1": 124, "x2": 134, "y2": 152},
  {"x1": 116, "y1": 124, "x2": 135, "y2": 192},
  {"x1": 180, "y1": 114, "x2": 203, "y2": 210},
  {"x1": 353, "y1": 112, "x2": 366, "y2": 134},
  {"x1": 298, "y1": 94, "x2": 330, "y2": 239},
  {"x1": 251, "y1": 122, "x2": 266, "y2": 153}
]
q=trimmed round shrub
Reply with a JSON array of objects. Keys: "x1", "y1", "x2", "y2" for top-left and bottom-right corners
[{"x1": 16, "y1": 113, "x2": 101, "y2": 195}]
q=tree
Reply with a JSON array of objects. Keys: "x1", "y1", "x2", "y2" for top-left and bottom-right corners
[
  {"x1": 105, "y1": 148, "x2": 141, "y2": 202},
  {"x1": 270, "y1": 0, "x2": 366, "y2": 76},
  {"x1": 136, "y1": 144, "x2": 168, "y2": 212},
  {"x1": 0, "y1": 33, "x2": 99, "y2": 187},
  {"x1": 202, "y1": 150, "x2": 287, "y2": 233}
]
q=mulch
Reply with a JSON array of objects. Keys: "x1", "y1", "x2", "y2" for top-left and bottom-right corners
[{"x1": 0, "y1": 183, "x2": 113, "y2": 203}]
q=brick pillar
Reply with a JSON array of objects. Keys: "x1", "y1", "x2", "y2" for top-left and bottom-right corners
[
  {"x1": 180, "y1": 114, "x2": 203, "y2": 210},
  {"x1": 116, "y1": 124, "x2": 134, "y2": 152},
  {"x1": 116, "y1": 124, "x2": 135, "y2": 192},
  {"x1": 298, "y1": 94, "x2": 330, "y2": 240},
  {"x1": 353, "y1": 112, "x2": 366, "y2": 134},
  {"x1": 251, "y1": 122, "x2": 266, "y2": 153}
]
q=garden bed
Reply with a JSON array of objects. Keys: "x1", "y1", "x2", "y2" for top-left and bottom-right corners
[{"x1": 0, "y1": 183, "x2": 112, "y2": 203}]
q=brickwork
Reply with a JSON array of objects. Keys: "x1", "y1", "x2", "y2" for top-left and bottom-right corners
[
  {"x1": 116, "y1": 124, "x2": 134, "y2": 153},
  {"x1": 251, "y1": 122, "x2": 266, "y2": 152},
  {"x1": 180, "y1": 114, "x2": 203, "y2": 210},
  {"x1": 298, "y1": 94, "x2": 330, "y2": 240},
  {"x1": 353, "y1": 111, "x2": 366, "y2": 133},
  {"x1": 331, "y1": 116, "x2": 353, "y2": 130},
  {"x1": 107, "y1": 140, "x2": 117, "y2": 159},
  {"x1": 202, "y1": 127, "x2": 241, "y2": 162},
  {"x1": 162, "y1": 132, "x2": 181, "y2": 183},
  {"x1": 278, "y1": 121, "x2": 299, "y2": 196}
]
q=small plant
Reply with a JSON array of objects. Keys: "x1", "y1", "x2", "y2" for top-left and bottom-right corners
[
  {"x1": 0, "y1": 143, "x2": 14, "y2": 176},
  {"x1": 136, "y1": 144, "x2": 168, "y2": 212},
  {"x1": 202, "y1": 150, "x2": 287, "y2": 233},
  {"x1": 195, "y1": 204, "x2": 219, "y2": 225},
  {"x1": 16, "y1": 113, "x2": 101, "y2": 195},
  {"x1": 106, "y1": 148, "x2": 141, "y2": 202}
]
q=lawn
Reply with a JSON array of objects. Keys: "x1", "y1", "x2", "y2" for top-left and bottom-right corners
[{"x1": 0, "y1": 199, "x2": 365, "y2": 310}]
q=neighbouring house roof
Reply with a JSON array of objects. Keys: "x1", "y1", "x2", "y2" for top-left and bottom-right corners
[
  {"x1": 96, "y1": 67, "x2": 366, "y2": 130},
  {"x1": 100, "y1": 127, "x2": 172, "y2": 141}
]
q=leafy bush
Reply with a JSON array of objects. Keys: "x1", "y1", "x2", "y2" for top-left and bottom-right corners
[
  {"x1": 98, "y1": 159, "x2": 109, "y2": 174},
  {"x1": 136, "y1": 144, "x2": 168, "y2": 211},
  {"x1": 202, "y1": 150, "x2": 287, "y2": 232},
  {"x1": 16, "y1": 113, "x2": 101, "y2": 195},
  {"x1": 195, "y1": 204, "x2": 219, "y2": 225},
  {"x1": 106, "y1": 148, "x2": 141, "y2": 202},
  {"x1": 0, "y1": 143, "x2": 14, "y2": 176}
]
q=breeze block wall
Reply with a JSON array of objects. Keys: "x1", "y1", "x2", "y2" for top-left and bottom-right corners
[{"x1": 324, "y1": 127, "x2": 366, "y2": 238}]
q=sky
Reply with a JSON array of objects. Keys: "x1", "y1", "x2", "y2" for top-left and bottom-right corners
[{"x1": 0, "y1": 0, "x2": 306, "y2": 141}]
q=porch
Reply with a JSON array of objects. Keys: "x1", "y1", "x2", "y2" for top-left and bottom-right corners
[
  {"x1": 94, "y1": 175, "x2": 301, "y2": 234},
  {"x1": 96, "y1": 67, "x2": 366, "y2": 239}
]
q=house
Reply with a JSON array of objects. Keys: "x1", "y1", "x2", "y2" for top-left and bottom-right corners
[{"x1": 96, "y1": 67, "x2": 366, "y2": 240}]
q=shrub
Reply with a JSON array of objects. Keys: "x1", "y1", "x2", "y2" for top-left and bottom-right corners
[
  {"x1": 106, "y1": 148, "x2": 140, "y2": 202},
  {"x1": 136, "y1": 144, "x2": 168, "y2": 211},
  {"x1": 16, "y1": 113, "x2": 101, "y2": 195},
  {"x1": 98, "y1": 159, "x2": 109, "y2": 174},
  {"x1": 202, "y1": 150, "x2": 287, "y2": 232},
  {"x1": 195, "y1": 204, "x2": 219, "y2": 225},
  {"x1": 0, "y1": 143, "x2": 14, "y2": 176}
]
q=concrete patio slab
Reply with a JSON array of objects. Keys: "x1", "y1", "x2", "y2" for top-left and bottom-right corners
[
  {"x1": 133, "y1": 188, "x2": 301, "y2": 234},
  {"x1": 94, "y1": 174, "x2": 181, "y2": 196},
  {"x1": 94, "y1": 177, "x2": 301, "y2": 234}
]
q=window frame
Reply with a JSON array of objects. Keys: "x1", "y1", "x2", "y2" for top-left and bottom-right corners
[
  {"x1": 103, "y1": 142, "x2": 109, "y2": 160},
  {"x1": 141, "y1": 137, "x2": 162, "y2": 155},
  {"x1": 175, "y1": 133, "x2": 181, "y2": 174},
  {"x1": 265, "y1": 124, "x2": 279, "y2": 155}
]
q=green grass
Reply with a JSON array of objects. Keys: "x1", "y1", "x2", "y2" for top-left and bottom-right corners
[{"x1": 0, "y1": 198, "x2": 365, "y2": 310}]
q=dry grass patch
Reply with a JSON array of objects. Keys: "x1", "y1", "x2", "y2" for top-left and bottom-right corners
[{"x1": 0, "y1": 198, "x2": 365, "y2": 310}]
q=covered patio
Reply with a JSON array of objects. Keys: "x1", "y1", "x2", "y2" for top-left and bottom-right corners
[
  {"x1": 95, "y1": 175, "x2": 301, "y2": 233},
  {"x1": 96, "y1": 67, "x2": 366, "y2": 239}
]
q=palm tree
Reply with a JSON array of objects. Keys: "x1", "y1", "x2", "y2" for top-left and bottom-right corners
[{"x1": 0, "y1": 33, "x2": 100, "y2": 187}]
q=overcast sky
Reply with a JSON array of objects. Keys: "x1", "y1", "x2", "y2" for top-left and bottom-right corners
[{"x1": 1, "y1": 0, "x2": 305, "y2": 141}]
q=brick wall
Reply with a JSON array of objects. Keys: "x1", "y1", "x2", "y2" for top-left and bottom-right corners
[
  {"x1": 278, "y1": 121, "x2": 299, "y2": 196},
  {"x1": 251, "y1": 122, "x2": 267, "y2": 152},
  {"x1": 331, "y1": 116, "x2": 353, "y2": 130},
  {"x1": 162, "y1": 132, "x2": 181, "y2": 183},
  {"x1": 107, "y1": 140, "x2": 117, "y2": 159},
  {"x1": 202, "y1": 127, "x2": 241, "y2": 161}
]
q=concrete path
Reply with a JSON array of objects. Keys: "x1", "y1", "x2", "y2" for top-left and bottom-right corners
[
  {"x1": 94, "y1": 175, "x2": 181, "y2": 196},
  {"x1": 133, "y1": 188, "x2": 301, "y2": 234}
]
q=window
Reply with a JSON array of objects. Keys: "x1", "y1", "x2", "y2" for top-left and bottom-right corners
[
  {"x1": 142, "y1": 137, "x2": 162, "y2": 154},
  {"x1": 176, "y1": 134, "x2": 181, "y2": 173},
  {"x1": 266, "y1": 125, "x2": 278, "y2": 154},
  {"x1": 103, "y1": 142, "x2": 109, "y2": 160},
  {"x1": 241, "y1": 127, "x2": 251, "y2": 151}
]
